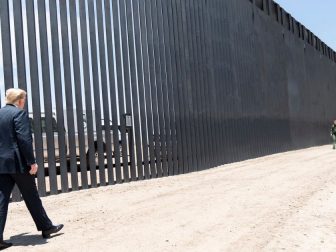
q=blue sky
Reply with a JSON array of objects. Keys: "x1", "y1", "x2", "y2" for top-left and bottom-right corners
[{"x1": 274, "y1": 0, "x2": 336, "y2": 51}]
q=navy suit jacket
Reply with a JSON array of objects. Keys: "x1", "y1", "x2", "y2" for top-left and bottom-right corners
[{"x1": 0, "y1": 104, "x2": 36, "y2": 173}]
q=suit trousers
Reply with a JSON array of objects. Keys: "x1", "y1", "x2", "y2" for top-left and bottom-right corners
[{"x1": 0, "y1": 173, "x2": 52, "y2": 240}]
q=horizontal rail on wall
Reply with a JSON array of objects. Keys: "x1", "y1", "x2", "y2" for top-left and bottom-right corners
[{"x1": 249, "y1": 0, "x2": 336, "y2": 63}]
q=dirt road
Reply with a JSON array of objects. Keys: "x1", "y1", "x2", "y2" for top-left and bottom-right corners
[{"x1": 4, "y1": 145, "x2": 336, "y2": 251}]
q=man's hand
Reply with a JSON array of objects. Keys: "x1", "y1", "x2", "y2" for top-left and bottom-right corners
[{"x1": 29, "y1": 163, "x2": 38, "y2": 175}]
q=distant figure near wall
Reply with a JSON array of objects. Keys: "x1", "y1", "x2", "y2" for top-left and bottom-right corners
[{"x1": 330, "y1": 120, "x2": 336, "y2": 149}]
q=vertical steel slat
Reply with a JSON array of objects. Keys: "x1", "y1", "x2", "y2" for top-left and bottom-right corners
[
  {"x1": 220, "y1": 0, "x2": 230, "y2": 163},
  {"x1": 217, "y1": 0, "x2": 229, "y2": 163},
  {"x1": 211, "y1": 0, "x2": 220, "y2": 165},
  {"x1": 173, "y1": 0, "x2": 189, "y2": 173},
  {"x1": 189, "y1": 0, "x2": 202, "y2": 170},
  {"x1": 229, "y1": 1, "x2": 239, "y2": 162},
  {"x1": 146, "y1": 0, "x2": 163, "y2": 177},
  {"x1": 125, "y1": 0, "x2": 142, "y2": 180},
  {"x1": 59, "y1": 0, "x2": 78, "y2": 191},
  {"x1": 25, "y1": 0, "x2": 46, "y2": 196},
  {"x1": 7, "y1": 0, "x2": 22, "y2": 201},
  {"x1": 69, "y1": 0, "x2": 88, "y2": 189},
  {"x1": 229, "y1": 3, "x2": 241, "y2": 162},
  {"x1": 219, "y1": 0, "x2": 227, "y2": 164},
  {"x1": 195, "y1": 0, "x2": 209, "y2": 169},
  {"x1": 250, "y1": 2, "x2": 263, "y2": 158},
  {"x1": 201, "y1": 0, "x2": 213, "y2": 166},
  {"x1": 87, "y1": 0, "x2": 106, "y2": 186},
  {"x1": 37, "y1": 0, "x2": 58, "y2": 195},
  {"x1": 118, "y1": 0, "x2": 135, "y2": 181},
  {"x1": 179, "y1": 0, "x2": 196, "y2": 172},
  {"x1": 13, "y1": 0, "x2": 26, "y2": 92},
  {"x1": 183, "y1": 0, "x2": 196, "y2": 170},
  {"x1": 236, "y1": 2, "x2": 244, "y2": 160},
  {"x1": 229, "y1": 0, "x2": 239, "y2": 161},
  {"x1": 210, "y1": 0, "x2": 219, "y2": 163},
  {"x1": 139, "y1": 0, "x2": 156, "y2": 178},
  {"x1": 189, "y1": 0, "x2": 206, "y2": 170},
  {"x1": 150, "y1": 0, "x2": 164, "y2": 177},
  {"x1": 253, "y1": 1, "x2": 261, "y2": 158},
  {"x1": 193, "y1": 0, "x2": 206, "y2": 169},
  {"x1": 78, "y1": 0, "x2": 97, "y2": 187},
  {"x1": 144, "y1": 0, "x2": 161, "y2": 177},
  {"x1": 96, "y1": 0, "x2": 114, "y2": 185},
  {"x1": 267, "y1": 0, "x2": 272, "y2": 16},
  {"x1": 220, "y1": 0, "x2": 229, "y2": 163},
  {"x1": 223, "y1": 0, "x2": 233, "y2": 163},
  {"x1": 211, "y1": 0, "x2": 222, "y2": 165},
  {"x1": 132, "y1": 0, "x2": 151, "y2": 180},
  {"x1": 247, "y1": 1, "x2": 255, "y2": 159},
  {"x1": 235, "y1": 1, "x2": 246, "y2": 162},
  {"x1": 197, "y1": 0, "x2": 211, "y2": 169},
  {"x1": 157, "y1": 0, "x2": 174, "y2": 176},
  {"x1": 185, "y1": 0, "x2": 202, "y2": 171},
  {"x1": 151, "y1": 0, "x2": 169, "y2": 177},
  {"x1": 104, "y1": 0, "x2": 122, "y2": 183},
  {"x1": 0, "y1": 0, "x2": 13, "y2": 90},
  {"x1": 167, "y1": 0, "x2": 184, "y2": 175},
  {"x1": 49, "y1": 0, "x2": 69, "y2": 193},
  {"x1": 171, "y1": 0, "x2": 188, "y2": 174},
  {"x1": 156, "y1": 0, "x2": 173, "y2": 176},
  {"x1": 203, "y1": 0, "x2": 218, "y2": 168},
  {"x1": 222, "y1": 0, "x2": 235, "y2": 164},
  {"x1": 161, "y1": 0, "x2": 179, "y2": 175},
  {"x1": 216, "y1": 0, "x2": 225, "y2": 163},
  {"x1": 111, "y1": 0, "x2": 129, "y2": 182}
]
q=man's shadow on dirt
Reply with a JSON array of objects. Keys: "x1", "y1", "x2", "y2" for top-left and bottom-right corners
[{"x1": 9, "y1": 232, "x2": 63, "y2": 246}]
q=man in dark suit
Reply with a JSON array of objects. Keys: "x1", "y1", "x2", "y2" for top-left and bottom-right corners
[{"x1": 0, "y1": 88, "x2": 63, "y2": 250}]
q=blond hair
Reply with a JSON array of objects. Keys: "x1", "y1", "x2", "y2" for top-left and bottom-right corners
[{"x1": 5, "y1": 88, "x2": 26, "y2": 105}]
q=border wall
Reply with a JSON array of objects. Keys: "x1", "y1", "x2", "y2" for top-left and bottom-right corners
[{"x1": 0, "y1": 0, "x2": 335, "y2": 199}]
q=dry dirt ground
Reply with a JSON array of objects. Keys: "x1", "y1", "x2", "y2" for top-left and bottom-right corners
[{"x1": 3, "y1": 145, "x2": 336, "y2": 251}]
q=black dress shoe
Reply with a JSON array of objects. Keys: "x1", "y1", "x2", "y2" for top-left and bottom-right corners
[
  {"x1": 0, "y1": 241, "x2": 12, "y2": 250},
  {"x1": 42, "y1": 224, "x2": 64, "y2": 238}
]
